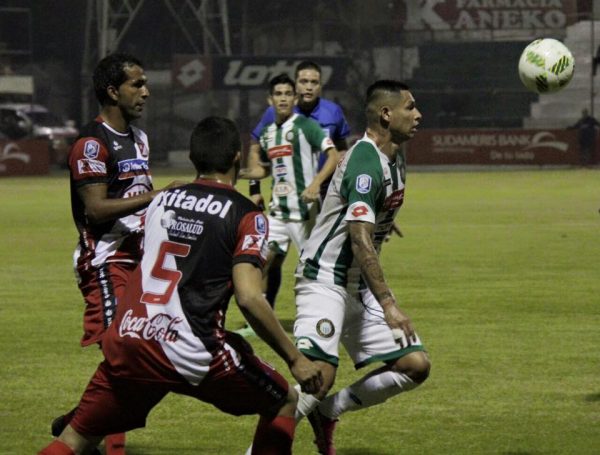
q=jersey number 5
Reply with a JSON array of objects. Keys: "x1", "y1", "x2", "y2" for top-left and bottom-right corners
[{"x1": 141, "y1": 241, "x2": 191, "y2": 305}]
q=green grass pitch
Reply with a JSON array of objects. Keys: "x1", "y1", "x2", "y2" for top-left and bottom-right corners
[{"x1": 0, "y1": 168, "x2": 598, "y2": 454}]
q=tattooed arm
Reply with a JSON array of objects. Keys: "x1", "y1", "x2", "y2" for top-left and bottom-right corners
[{"x1": 348, "y1": 221, "x2": 415, "y2": 339}]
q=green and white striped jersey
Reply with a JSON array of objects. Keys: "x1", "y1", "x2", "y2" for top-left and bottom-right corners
[
  {"x1": 259, "y1": 113, "x2": 334, "y2": 221},
  {"x1": 297, "y1": 134, "x2": 406, "y2": 289}
]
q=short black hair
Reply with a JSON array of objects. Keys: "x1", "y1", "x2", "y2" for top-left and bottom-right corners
[
  {"x1": 366, "y1": 80, "x2": 410, "y2": 104},
  {"x1": 189, "y1": 116, "x2": 241, "y2": 174},
  {"x1": 269, "y1": 73, "x2": 295, "y2": 95},
  {"x1": 295, "y1": 60, "x2": 321, "y2": 79},
  {"x1": 93, "y1": 53, "x2": 144, "y2": 105}
]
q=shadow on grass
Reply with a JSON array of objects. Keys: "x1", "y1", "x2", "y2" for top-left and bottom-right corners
[
  {"x1": 585, "y1": 392, "x2": 600, "y2": 402},
  {"x1": 338, "y1": 449, "x2": 396, "y2": 455}
]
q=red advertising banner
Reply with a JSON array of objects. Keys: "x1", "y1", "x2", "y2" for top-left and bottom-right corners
[
  {"x1": 0, "y1": 139, "x2": 50, "y2": 176},
  {"x1": 406, "y1": 129, "x2": 580, "y2": 165}
]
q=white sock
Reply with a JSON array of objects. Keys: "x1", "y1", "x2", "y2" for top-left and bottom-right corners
[
  {"x1": 293, "y1": 384, "x2": 321, "y2": 422},
  {"x1": 318, "y1": 368, "x2": 417, "y2": 420}
]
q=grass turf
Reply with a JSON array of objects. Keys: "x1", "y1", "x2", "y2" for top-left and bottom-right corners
[{"x1": 0, "y1": 168, "x2": 598, "y2": 454}]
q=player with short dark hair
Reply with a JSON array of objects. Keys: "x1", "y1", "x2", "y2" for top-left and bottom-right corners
[
  {"x1": 239, "y1": 61, "x2": 349, "y2": 334},
  {"x1": 39, "y1": 116, "x2": 323, "y2": 455},
  {"x1": 292, "y1": 80, "x2": 431, "y2": 454},
  {"x1": 237, "y1": 73, "x2": 340, "y2": 337},
  {"x1": 56, "y1": 52, "x2": 181, "y2": 454}
]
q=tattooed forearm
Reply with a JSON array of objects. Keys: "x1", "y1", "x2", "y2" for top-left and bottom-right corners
[{"x1": 349, "y1": 222, "x2": 391, "y2": 302}]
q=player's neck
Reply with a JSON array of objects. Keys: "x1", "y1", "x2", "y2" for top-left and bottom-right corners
[
  {"x1": 365, "y1": 128, "x2": 399, "y2": 162},
  {"x1": 275, "y1": 112, "x2": 293, "y2": 126},
  {"x1": 196, "y1": 170, "x2": 235, "y2": 186},
  {"x1": 298, "y1": 98, "x2": 317, "y2": 114},
  {"x1": 99, "y1": 108, "x2": 130, "y2": 133}
]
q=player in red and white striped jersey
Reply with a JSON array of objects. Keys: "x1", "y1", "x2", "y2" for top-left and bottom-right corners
[{"x1": 39, "y1": 116, "x2": 322, "y2": 455}]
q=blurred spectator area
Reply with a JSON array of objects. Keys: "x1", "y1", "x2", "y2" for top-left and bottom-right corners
[{"x1": 406, "y1": 42, "x2": 538, "y2": 129}]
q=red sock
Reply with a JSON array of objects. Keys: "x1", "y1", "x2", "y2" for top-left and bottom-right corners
[
  {"x1": 252, "y1": 415, "x2": 295, "y2": 455},
  {"x1": 38, "y1": 440, "x2": 75, "y2": 455},
  {"x1": 105, "y1": 432, "x2": 126, "y2": 455}
]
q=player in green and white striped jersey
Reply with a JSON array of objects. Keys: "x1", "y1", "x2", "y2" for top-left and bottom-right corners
[
  {"x1": 239, "y1": 74, "x2": 339, "y2": 324},
  {"x1": 292, "y1": 80, "x2": 431, "y2": 455}
]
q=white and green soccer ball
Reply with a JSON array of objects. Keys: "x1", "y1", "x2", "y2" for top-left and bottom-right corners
[{"x1": 518, "y1": 38, "x2": 575, "y2": 94}]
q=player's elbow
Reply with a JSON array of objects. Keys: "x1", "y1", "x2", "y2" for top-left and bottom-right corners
[{"x1": 235, "y1": 291, "x2": 265, "y2": 312}]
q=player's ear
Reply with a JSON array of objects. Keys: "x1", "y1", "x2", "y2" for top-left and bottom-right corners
[
  {"x1": 293, "y1": 92, "x2": 299, "y2": 106},
  {"x1": 107, "y1": 85, "x2": 119, "y2": 102},
  {"x1": 267, "y1": 95, "x2": 273, "y2": 107},
  {"x1": 381, "y1": 105, "x2": 392, "y2": 122}
]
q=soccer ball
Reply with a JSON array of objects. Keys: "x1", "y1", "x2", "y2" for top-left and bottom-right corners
[{"x1": 518, "y1": 38, "x2": 575, "y2": 94}]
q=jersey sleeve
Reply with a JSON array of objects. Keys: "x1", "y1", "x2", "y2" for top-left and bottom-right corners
[
  {"x1": 257, "y1": 128, "x2": 270, "y2": 164},
  {"x1": 340, "y1": 143, "x2": 383, "y2": 225},
  {"x1": 333, "y1": 105, "x2": 351, "y2": 141},
  {"x1": 251, "y1": 106, "x2": 276, "y2": 141},
  {"x1": 233, "y1": 211, "x2": 269, "y2": 268},
  {"x1": 68, "y1": 137, "x2": 110, "y2": 186},
  {"x1": 303, "y1": 118, "x2": 335, "y2": 153}
]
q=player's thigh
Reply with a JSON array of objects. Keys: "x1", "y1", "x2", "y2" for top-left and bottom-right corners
[
  {"x1": 267, "y1": 216, "x2": 292, "y2": 255},
  {"x1": 288, "y1": 219, "x2": 313, "y2": 251},
  {"x1": 176, "y1": 332, "x2": 291, "y2": 419},
  {"x1": 70, "y1": 361, "x2": 168, "y2": 436},
  {"x1": 294, "y1": 278, "x2": 347, "y2": 366},
  {"x1": 342, "y1": 288, "x2": 426, "y2": 369}
]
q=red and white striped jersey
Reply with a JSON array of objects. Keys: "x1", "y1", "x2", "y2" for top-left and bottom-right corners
[{"x1": 102, "y1": 180, "x2": 269, "y2": 385}]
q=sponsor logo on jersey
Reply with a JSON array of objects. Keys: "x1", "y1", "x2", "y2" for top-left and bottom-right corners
[
  {"x1": 382, "y1": 189, "x2": 404, "y2": 210},
  {"x1": 118, "y1": 158, "x2": 150, "y2": 179},
  {"x1": 242, "y1": 234, "x2": 265, "y2": 252},
  {"x1": 119, "y1": 309, "x2": 182, "y2": 342},
  {"x1": 161, "y1": 209, "x2": 205, "y2": 240},
  {"x1": 137, "y1": 141, "x2": 148, "y2": 158},
  {"x1": 267, "y1": 144, "x2": 293, "y2": 160},
  {"x1": 77, "y1": 158, "x2": 107, "y2": 175},
  {"x1": 112, "y1": 140, "x2": 123, "y2": 151},
  {"x1": 255, "y1": 214, "x2": 267, "y2": 235},
  {"x1": 157, "y1": 189, "x2": 233, "y2": 219},
  {"x1": 273, "y1": 164, "x2": 287, "y2": 178},
  {"x1": 273, "y1": 181, "x2": 292, "y2": 197},
  {"x1": 316, "y1": 318, "x2": 335, "y2": 338},
  {"x1": 351, "y1": 204, "x2": 369, "y2": 218},
  {"x1": 355, "y1": 174, "x2": 372, "y2": 194},
  {"x1": 83, "y1": 140, "x2": 100, "y2": 159}
]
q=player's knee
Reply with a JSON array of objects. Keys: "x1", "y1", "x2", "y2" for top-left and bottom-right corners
[
  {"x1": 393, "y1": 351, "x2": 431, "y2": 384},
  {"x1": 276, "y1": 385, "x2": 299, "y2": 419}
]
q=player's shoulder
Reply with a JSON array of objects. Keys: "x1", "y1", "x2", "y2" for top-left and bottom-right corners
[
  {"x1": 318, "y1": 97, "x2": 344, "y2": 115},
  {"x1": 345, "y1": 140, "x2": 382, "y2": 173},
  {"x1": 294, "y1": 113, "x2": 321, "y2": 129}
]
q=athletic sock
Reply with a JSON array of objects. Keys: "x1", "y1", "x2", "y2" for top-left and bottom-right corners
[
  {"x1": 252, "y1": 415, "x2": 295, "y2": 455},
  {"x1": 293, "y1": 384, "x2": 321, "y2": 422},
  {"x1": 38, "y1": 440, "x2": 76, "y2": 455},
  {"x1": 105, "y1": 432, "x2": 126, "y2": 455},
  {"x1": 265, "y1": 265, "x2": 282, "y2": 309},
  {"x1": 319, "y1": 369, "x2": 417, "y2": 419}
]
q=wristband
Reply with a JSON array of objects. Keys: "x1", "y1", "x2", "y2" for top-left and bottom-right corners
[{"x1": 249, "y1": 179, "x2": 261, "y2": 196}]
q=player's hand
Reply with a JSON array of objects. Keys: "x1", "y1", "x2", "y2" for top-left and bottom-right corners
[
  {"x1": 290, "y1": 355, "x2": 323, "y2": 395},
  {"x1": 249, "y1": 193, "x2": 265, "y2": 211},
  {"x1": 380, "y1": 296, "x2": 415, "y2": 341},
  {"x1": 384, "y1": 222, "x2": 403, "y2": 241},
  {"x1": 301, "y1": 183, "x2": 320, "y2": 203}
]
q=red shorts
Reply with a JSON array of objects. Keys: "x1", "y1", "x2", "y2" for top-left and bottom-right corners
[
  {"x1": 70, "y1": 332, "x2": 290, "y2": 436},
  {"x1": 77, "y1": 261, "x2": 137, "y2": 347}
]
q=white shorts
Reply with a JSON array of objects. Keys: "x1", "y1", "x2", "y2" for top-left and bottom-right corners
[
  {"x1": 267, "y1": 216, "x2": 315, "y2": 256},
  {"x1": 294, "y1": 279, "x2": 425, "y2": 368}
]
